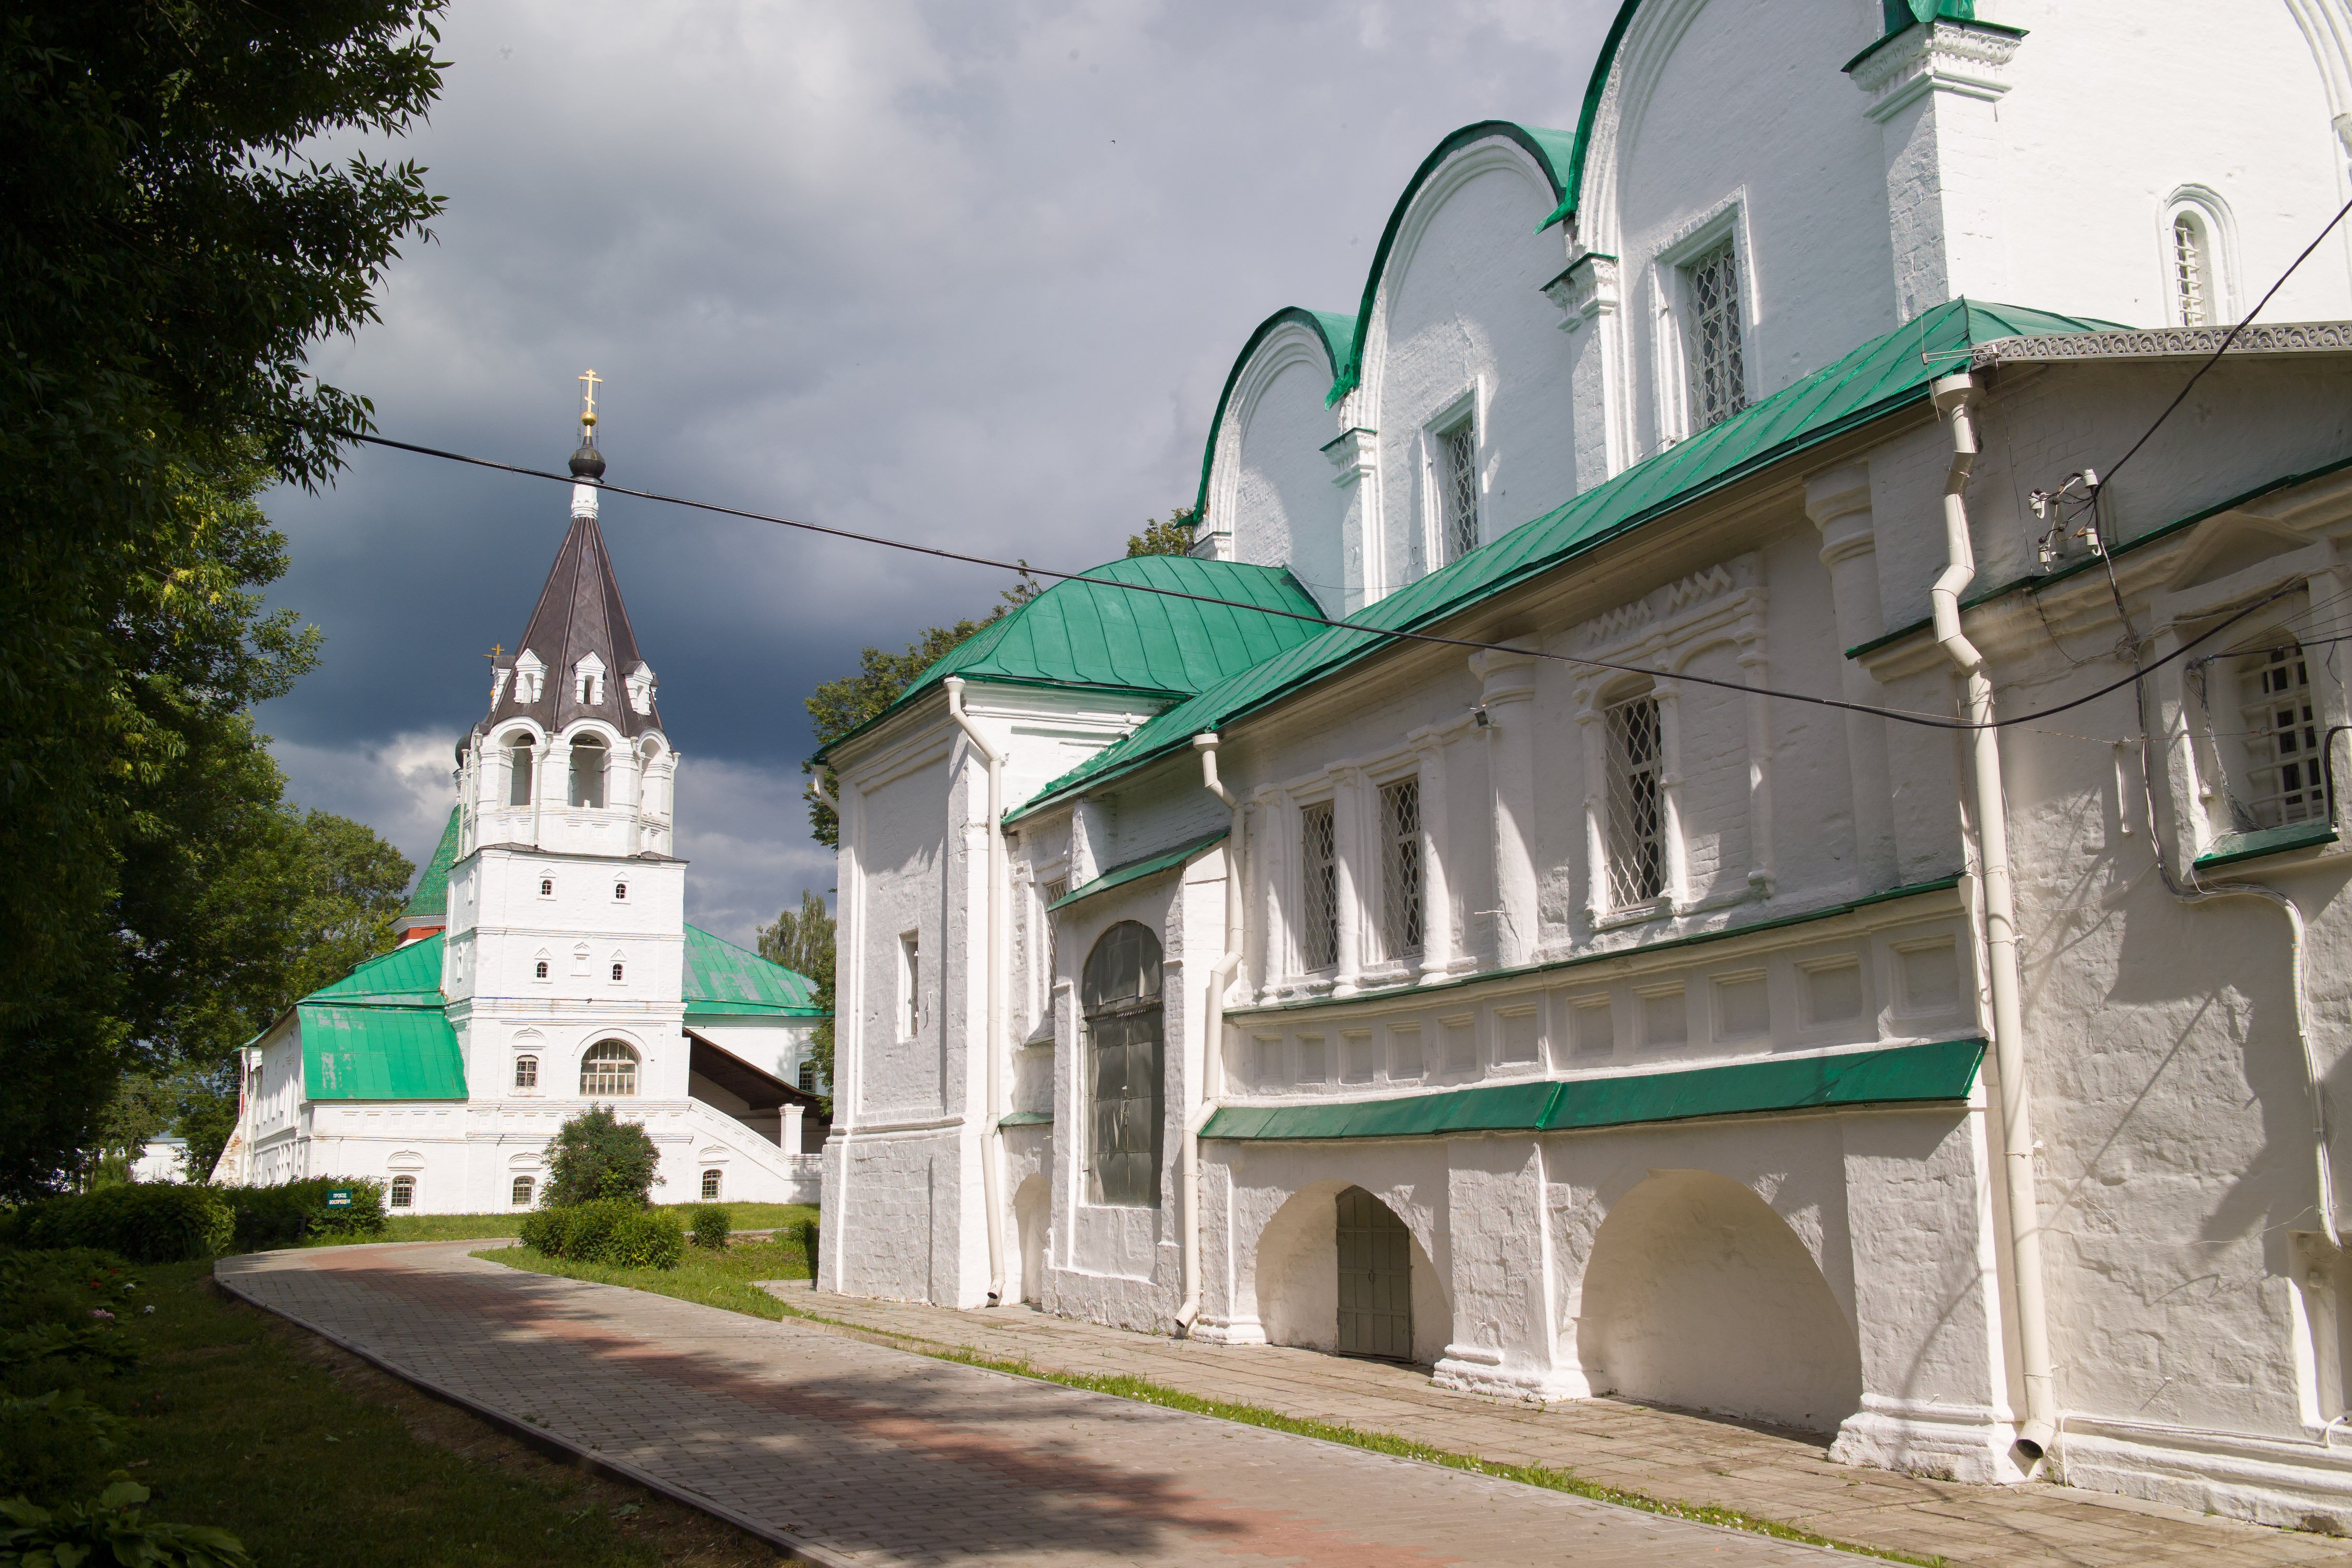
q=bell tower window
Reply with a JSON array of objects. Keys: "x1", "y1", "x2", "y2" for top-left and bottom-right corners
[
  {"x1": 506, "y1": 734, "x2": 535, "y2": 805},
  {"x1": 569, "y1": 735, "x2": 608, "y2": 808}
]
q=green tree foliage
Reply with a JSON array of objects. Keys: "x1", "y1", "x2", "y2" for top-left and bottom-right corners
[
  {"x1": 543, "y1": 1108, "x2": 662, "y2": 1208},
  {"x1": 0, "y1": 1, "x2": 445, "y2": 1196},
  {"x1": 1126, "y1": 504, "x2": 1198, "y2": 557},
  {"x1": 759, "y1": 890, "x2": 836, "y2": 1110}
]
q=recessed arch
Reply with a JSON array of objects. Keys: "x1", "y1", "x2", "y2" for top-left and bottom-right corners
[
  {"x1": 1578, "y1": 1168, "x2": 1861, "y2": 1431},
  {"x1": 1248, "y1": 1178, "x2": 1450, "y2": 1364}
]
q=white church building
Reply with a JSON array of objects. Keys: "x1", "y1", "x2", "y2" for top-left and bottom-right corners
[
  {"x1": 215, "y1": 414, "x2": 829, "y2": 1213},
  {"x1": 817, "y1": 0, "x2": 2352, "y2": 1531}
]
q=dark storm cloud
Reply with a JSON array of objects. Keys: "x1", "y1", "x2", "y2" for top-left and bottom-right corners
[{"x1": 259, "y1": 0, "x2": 1615, "y2": 942}]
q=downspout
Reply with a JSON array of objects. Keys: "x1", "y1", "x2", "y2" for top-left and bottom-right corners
[
  {"x1": 1929, "y1": 373, "x2": 2057, "y2": 1462},
  {"x1": 1179, "y1": 732, "x2": 1244, "y2": 1334},
  {"x1": 944, "y1": 678, "x2": 1009, "y2": 1306}
]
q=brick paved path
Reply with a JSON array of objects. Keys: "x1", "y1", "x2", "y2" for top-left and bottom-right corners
[
  {"x1": 760, "y1": 1283, "x2": 2352, "y2": 1568},
  {"x1": 216, "y1": 1242, "x2": 1838, "y2": 1566}
]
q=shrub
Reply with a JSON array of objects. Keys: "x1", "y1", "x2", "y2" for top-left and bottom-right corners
[
  {"x1": 0, "y1": 1388, "x2": 125, "y2": 1501},
  {"x1": 225, "y1": 1178, "x2": 387, "y2": 1251},
  {"x1": 515, "y1": 1208, "x2": 564, "y2": 1255},
  {"x1": 0, "y1": 1482, "x2": 256, "y2": 1568},
  {"x1": 789, "y1": 1216, "x2": 820, "y2": 1281},
  {"x1": 517, "y1": 1201, "x2": 682, "y2": 1270},
  {"x1": 687, "y1": 1205, "x2": 730, "y2": 1250},
  {"x1": 13, "y1": 1186, "x2": 231, "y2": 1263},
  {"x1": 602, "y1": 1209, "x2": 684, "y2": 1270},
  {"x1": 543, "y1": 1106, "x2": 661, "y2": 1207}
]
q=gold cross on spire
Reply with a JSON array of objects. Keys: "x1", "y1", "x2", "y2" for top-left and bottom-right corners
[
  {"x1": 578, "y1": 368, "x2": 602, "y2": 429},
  {"x1": 484, "y1": 642, "x2": 504, "y2": 662}
]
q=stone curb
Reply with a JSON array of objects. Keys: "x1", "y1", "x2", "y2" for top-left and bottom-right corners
[{"x1": 211, "y1": 1253, "x2": 851, "y2": 1568}]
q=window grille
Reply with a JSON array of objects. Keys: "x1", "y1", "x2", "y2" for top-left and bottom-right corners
[
  {"x1": 1083, "y1": 921, "x2": 1165, "y2": 1207},
  {"x1": 1686, "y1": 240, "x2": 1747, "y2": 431},
  {"x1": 2230, "y1": 643, "x2": 2324, "y2": 829},
  {"x1": 1605, "y1": 693, "x2": 1667, "y2": 907},
  {"x1": 798, "y1": 1061, "x2": 816, "y2": 1093},
  {"x1": 1379, "y1": 779, "x2": 1423, "y2": 960},
  {"x1": 1041, "y1": 878, "x2": 1067, "y2": 1019},
  {"x1": 2173, "y1": 214, "x2": 2212, "y2": 328},
  {"x1": 580, "y1": 1040, "x2": 638, "y2": 1097},
  {"x1": 390, "y1": 1175, "x2": 416, "y2": 1209},
  {"x1": 1300, "y1": 801, "x2": 1339, "y2": 971},
  {"x1": 508, "y1": 741, "x2": 535, "y2": 805},
  {"x1": 513, "y1": 1055, "x2": 537, "y2": 1089},
  {"x1": 700, "y1": 1169, "x2": 722, "y2": 1201},
  {"x1": 1438, "y1": 421, "x2": 1479, "y2": 562},
  {"x1": 511, "y1": 1175, "x2": 534, "y2": 1207}
]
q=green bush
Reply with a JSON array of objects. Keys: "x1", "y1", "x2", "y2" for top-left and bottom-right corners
[
  {"x1": 224, "y1": 1178, "x2": 387, "y2": 1251},
  {"x1": 514, "y1": 1208, "x2": 564, "y2": 1256},
  {"x1": 687, "y1": 1205, "x2": 730, "y2": 1250},
  {"x1": 0, "y1": 1482, "x2": 255, "y2": 1567},
  {"x1": 603, "y1": 1209, "x2": 684, "y2": 1270},
  {"x1": 10, "y1": 1186, "x2": 231, "y2": 1263},
  {"x1": 0, "y1": 1388, "x2": 124, "y2": 1501},
  {"x1": 516, "y1": 1201, "x2": 682, "y2": 1271},
  {"x1": 789, "y1": 1216, "x2": 820, "y2": 1281},
  {"x1": 0, "y1": 1249, "x2": 140, "y2": 1334},
  {"x1": 543, "y1": 1107, "x2": 661, "y2": 1206}
]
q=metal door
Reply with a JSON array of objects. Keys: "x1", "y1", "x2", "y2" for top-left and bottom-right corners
[{"x1": 1335, "y1": 1186, "x2": 1413, "y2": 1360}]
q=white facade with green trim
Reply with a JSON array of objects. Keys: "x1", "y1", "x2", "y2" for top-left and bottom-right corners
[{"x1": 822, "y1": 0, "x2": 2352, "y2": 1532}]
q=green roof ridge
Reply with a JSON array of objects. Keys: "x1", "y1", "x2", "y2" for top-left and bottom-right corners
[
  {"x1": 817, "y1": 555, "x2": 1328, "y2": 763},
  {"x1": 1018, "y1": 299, "x2": 2123, "y2": 822},
  {"x1": 401, "y1": 808, "x2": 462, "y2": 920}
]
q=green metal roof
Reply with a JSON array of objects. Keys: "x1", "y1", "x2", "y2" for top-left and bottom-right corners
[
  {"x1": 1015, "y1": 298, "x2": 2120, "y2": 823},
  {"x1": 2194, "y1": 820, "x2": 2338, "y2": 870},
  {"x1": 306, "y1": 934, "x2": 447, "y2": 1007},
  {"x1": 1050, "y1": 830, "x2": 1227, "y2": 912},
  {"x1": 1191, "y1": 306, "x2": 1356, "y2": 526},
  {"x1": 816, "y1": 554, "x2": 1327, "y2": 763},
  {"x1": 1201, "y1": 1037, "x2": 1984, "y2": 1142},
  {"x1": 297, "y1": 1003, "x2": 467, "y2": 1100},
  {"x1": 683, "y1": 924, "x2": 825, "y2": 1018},
  {"x1": 401, "y1": 808, "x2": 461, "y2": 920}
]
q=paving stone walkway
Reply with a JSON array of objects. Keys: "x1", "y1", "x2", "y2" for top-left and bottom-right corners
[
  {"x1": 757, "y1": 1281, "x2": 2352, "y2": 1568},
  {"x1": 217, "y1": 1242, "x2": 1842, "y2": 1566}
]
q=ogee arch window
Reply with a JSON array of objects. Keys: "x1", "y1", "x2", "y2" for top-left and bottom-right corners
[
  {"x1": 581, "y1": 1040, "x2": 639, "y2": 1097},
  {"x1": 1082, "y1": 921, "x2": 1164, "y2": 1208}
]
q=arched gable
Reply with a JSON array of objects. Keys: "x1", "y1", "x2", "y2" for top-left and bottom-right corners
[{"x1": 1193, "y1": 306, "x2": 1354, "y2": 523}]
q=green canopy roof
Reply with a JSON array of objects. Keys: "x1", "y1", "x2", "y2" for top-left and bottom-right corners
[
  {"x1": 306, "y1": 935, "x2": 448, "y2": 1008},
  {"x1": 1013, "y1": 299, "x2": 2119, "y2": 824},
  {"x1": 815, "y1": 555, "x2": 1327, "y2": 764},
  {"x1": 683, "y1": 925, "x2": 825, "y2": 1018},
  {"x1": 1050, "y1": 830, "x2": 1227, "y2": 912},
  {"x1": 298, "y1": 1004, "x2": 467, "y2": 1100},
  {"x1": 401, "y1": 808, "x2": 461, "y2": 921},
  {"x1": 1201, "y1": 1037, "x2": 1984, "y2": 1142}
]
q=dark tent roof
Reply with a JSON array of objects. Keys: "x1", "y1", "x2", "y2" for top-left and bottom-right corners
[{"x1": 483, "y1": 511, "x2": 663, "y2": 739}]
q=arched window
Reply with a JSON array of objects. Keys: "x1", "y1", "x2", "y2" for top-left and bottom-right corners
[
  {"x1": 581, "y1": 1040, "x2": 639, "y2": 1097},
  {"x1": 534, "y1": 958, "x2": 549, "y2": 981},
  {"x1": 2173, "y1": 211, "x2": 2213, "y2": 328},
  {"x1": 700, "y1": 1169, "x2": 722, "y2": 1201},
  {"x1": 506, "y1": 734, "x2": 535, "y2": 805},
  {"x1": 513, "y1": 1055, "x2": 537, "y2": 1089},
  {"x1": 511, "y1": 1175, "x2": 535, "y2": 1207},
  {"x1": 539, "y1": 877, "x2": 554, "y2": 897},
  {"x1": 389, "y1": 1175, "x2": 416, "y2": 1209},
  {"x1": 569, "y1": 734, "x2": 608, "y2": 808},
  {"x1": 1082, "y1": 922, "x2": 1164, "y2": 1208},
  {"x1": 614, "y1": 881, "x2": 628, "y2": 901},
  {"x1": 610, "y1": 960, "x2": 625, "y2": 983}
]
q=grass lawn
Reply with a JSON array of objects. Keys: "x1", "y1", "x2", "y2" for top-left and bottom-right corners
[
  {"x1": 5, "y1": 1255, "x2": 799, "y2": 1566},
  {"x1": 478, "y1": 1217, "x2": 816, "y2": 1320},
  {"x1": 344, "y1": 1201, "x2": 816, "y2": 1247}
]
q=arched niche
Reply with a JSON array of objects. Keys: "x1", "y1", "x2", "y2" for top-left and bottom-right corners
[
  {"x1": 1011, "y1": 1175, "x2": 1050, "y2": 1307},
  {"x1": 1250, "y1": 1177, "x2": 1450, "y2": 1365},
  {"x1": 1577, "y1": 1168, "x2": 1861, "y2": 1432}
]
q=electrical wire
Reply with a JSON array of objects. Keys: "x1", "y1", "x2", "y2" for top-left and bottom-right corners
[{"x1": 341, "y1": 430, "x2": 2305, "y2": 736}]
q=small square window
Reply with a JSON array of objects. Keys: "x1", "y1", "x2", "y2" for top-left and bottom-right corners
[
  {"x1": 513, "y1": 1055, "x2": 538, "y2": 1089},
  {"x1": 511, "y1": 1175, "x2": 535, "y2": 1207},
  {"x1": 700, "y1": 1169, "x2": 722, "y2": 1201},
  {"x1": 389, "y1": 1175, "x2": 416, "y2": 1209}
]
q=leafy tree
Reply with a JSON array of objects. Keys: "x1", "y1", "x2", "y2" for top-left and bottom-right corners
[
  {"x1": 1127, "y1": 504, "x2": 1198, "y2": 557},
  {"x1": 0, "y1": 1, "x2": 445, "y2": 1194},
  {"x1": 544, "y1": 1107, "x2": 663, "y2": 1207},
  {"x1": 759, "y1": 890, "x2": 836, "y2": 1109},
  {"x1": 278, "y1": 811, "x2": 419, "y2": 1005}
]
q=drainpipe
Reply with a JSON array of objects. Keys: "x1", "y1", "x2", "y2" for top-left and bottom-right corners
[
  {"x1": 1929, "y1": 373, "x2": 2057, "y2": 1463},
  {"x1": 1178, "y1": 732, "x2": 1244, "y2": 1334},
  {"x1": 944, "y1": 678, "x2": 1008, "y2": 1306}
]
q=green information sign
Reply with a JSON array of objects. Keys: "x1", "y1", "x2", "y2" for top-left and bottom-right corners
[{"x1": 325, "y1": 1188, "x2": 353, "y2": 1208}]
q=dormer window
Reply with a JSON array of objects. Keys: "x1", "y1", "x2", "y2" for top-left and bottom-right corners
[
  {"x1": 513, "y1": 649, "x2": 545, "y2": 705},
  {"x1": 626, "y1": 663, "x2": 657, "y2": 716},
  {"x1": 575, "y1": 652, "x2": 606, "y2": 706}
]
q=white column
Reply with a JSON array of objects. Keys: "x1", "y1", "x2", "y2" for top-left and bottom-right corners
[
  {"x1": 1577, "y1": 699, "x2": 1610, "y2": 924},
  {"x1": 1655, "y1": 681, "x2": 1690, "y2": 909},
  {"x1": 1332, "y1": 767, "x2": 1364, "y2": 996},
  {"x1": 1255, "y1": 790, "x2": 1290, "y2": 1001},
  {"x1": 1472, "y1": 650, "x2": 1541, "y2": 967},
  {"x1": 781, "y1": 1102, "x2": 805, "y2": 1153},
  {"x1": 1805, "y1": 465, "x2": 1899, "y2": 889},
  {"x1": 1736, "y1": 617, "x2": 1778, "y2": 900},
  {"x1": 1411, "y1": 730, "x2": 1455, "y2": 982},
  {"x1": 1326, "y1": 424, "x2": 1384, "y2": 611}
]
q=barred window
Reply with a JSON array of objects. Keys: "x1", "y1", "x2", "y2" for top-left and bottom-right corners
[
  {"x1": 389, "y1": 1175, "x2": 416, "y2": 1209},
  {"x1": 580, "y1": 1040, "x2": 639, "y2": 1097},
  {"x1": 1039, "y1": 878, "x2": 1068, "y2": 1022},
  {"x1": 1300, "y1": 801, "x2": 1339, "y2": 971},
  {"x1": 1379, "y1": 779, "x2": 1423, "y2": 960},
  {"x1": 513, "y1": 1055, "x2": 537, "y2": 1089},
  {"x1": 1605, "y1": 692, "x2": 1667, "y2": 908},
  {"x1": 1686, "y1": 240, "x2": 1746, "y2": 431},
  {"x1": 2231, "y1": 643, "x2": 2323, "y2": 829},
  {"x1": 511, "y1": 1175, "x2": 535, "y2": 1207},
  {"x1": 700, "y1": 1169, "x2": 722, "y2": 1201},
  {"x1": 2174, "y1": 213, "x2": 2212, "y2": 328},
  {"x1": 1438, "y1": 420, "x2": 1479, "y2": 563},
  {"x1": 798, "y1": 1060, "x2": 816, "y2": 1093},
  {"x1": 1083, "y1": 922, "x2": 1164, "y2": 1208}
]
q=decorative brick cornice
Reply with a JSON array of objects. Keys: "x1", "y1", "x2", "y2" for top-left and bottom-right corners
[
  {"x1": 1541, "y1": 252, "x2": 1620, "y2": 333},
  {"x1": 1971, "y1": 321, "x2": 2352, "y2": 366},
  {"x1": 1846, "y1": 19, "x2": 2023, "y2": 123}
]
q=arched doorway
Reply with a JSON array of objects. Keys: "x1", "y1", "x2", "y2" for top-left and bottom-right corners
[
  {"x1": 1081, "y1": 923, "x2": 1163, "y2": 1207},
  {"x1": 1337, "y1": 1186, "x2": 1412, "y2": 1360},
  {"x1": 1578, "y1": 1169, "x2": 1862, "y2": 1432}
]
